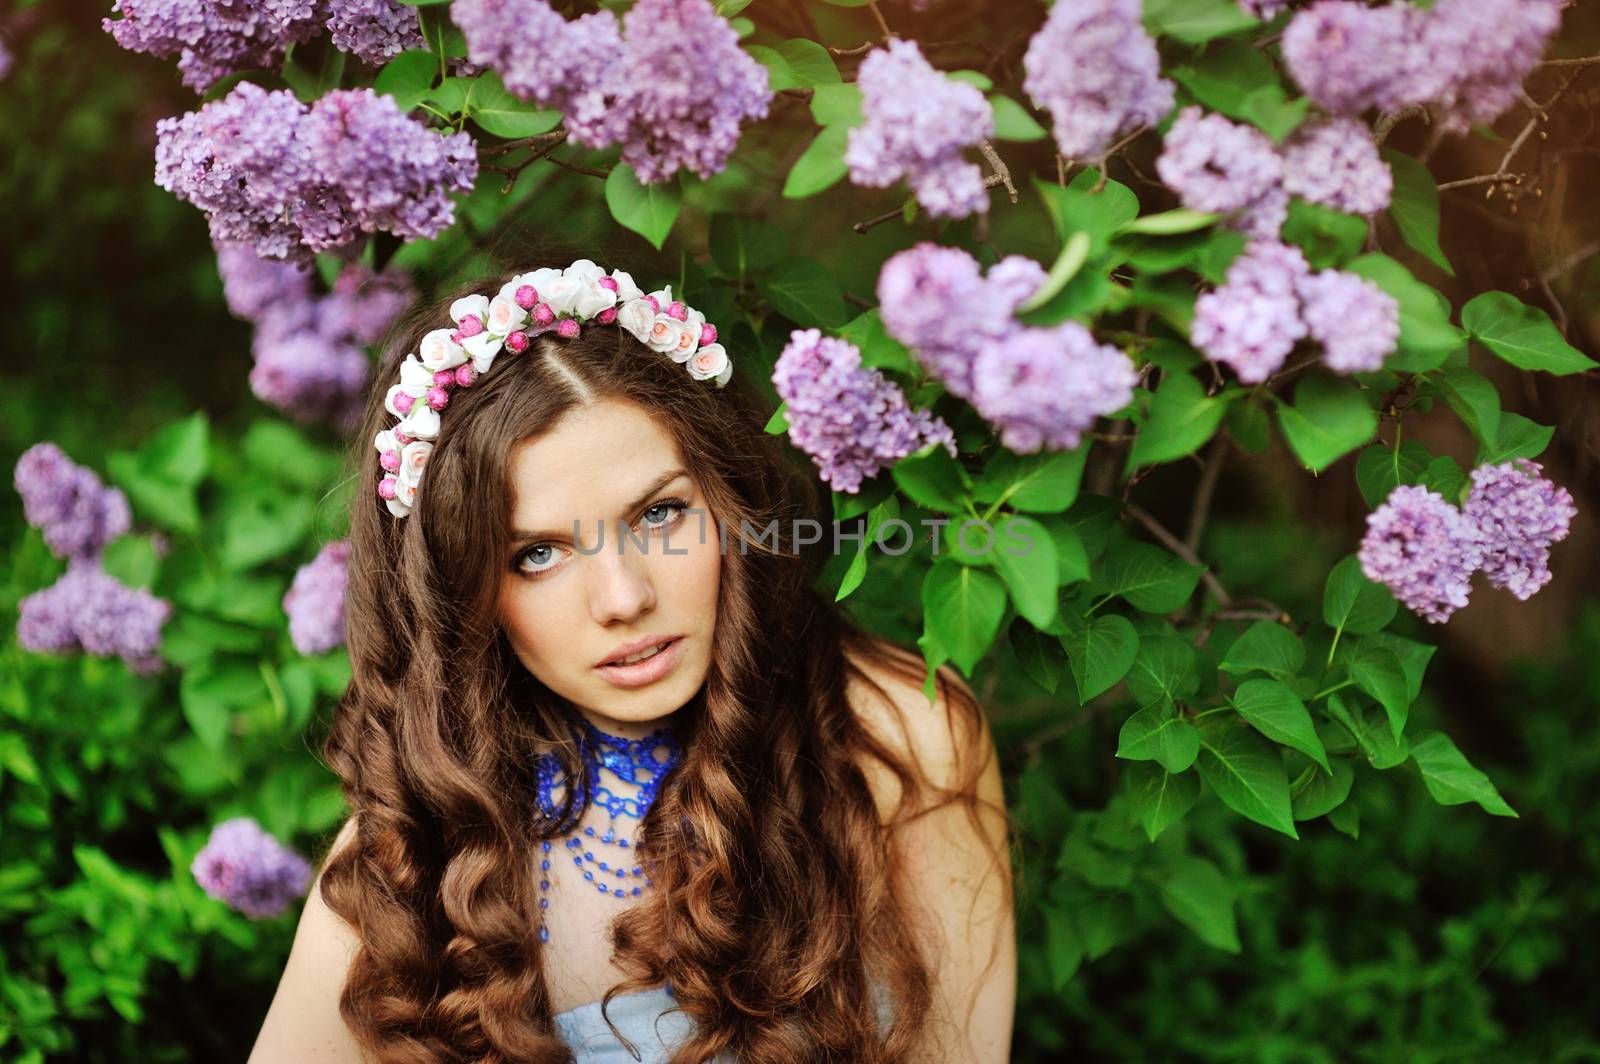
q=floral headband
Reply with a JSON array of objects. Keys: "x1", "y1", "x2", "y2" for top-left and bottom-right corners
[{"x1": 373, "y1": 258, "x2": 733, "y2": 518}]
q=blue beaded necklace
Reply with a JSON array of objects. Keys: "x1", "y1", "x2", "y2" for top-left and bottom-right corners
[{"x1": 532, "y1": 717, "x2": 683, "y2": 944}]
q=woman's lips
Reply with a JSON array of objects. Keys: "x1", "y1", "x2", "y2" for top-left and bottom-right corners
[{"x1": 595, "y1": 636, "x2": 684, "y2": 688}]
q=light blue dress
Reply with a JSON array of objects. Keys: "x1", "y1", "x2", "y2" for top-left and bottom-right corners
[{"x1": 552, "y1": 981, "x2": 893, "y2": 1062}]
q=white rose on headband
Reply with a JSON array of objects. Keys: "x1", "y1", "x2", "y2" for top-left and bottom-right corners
[
  {"x1": 647, "y1": 285, "x2": 673, "y2": 308},
  {"x1": 450, "y1": 294, "x2": 490, "y2": 325},
  {"x1": 645, "y1": 315, "x2": 694, "y2": 357},
  {"x1": 572, "y1": 281, "x2": 618, "y2": 318},
  {"x1": 396, "y1": 440, "x2": 433, "y2": 490},
  {"x1": 565, "y1": 259, "x2": 606, "y2": 285},
  {"x1": 686, "y1": 342, "x2": 729, "y2": 382},
  {"x1": 486, "y1": 295, "x2": 527, "y2": 335},
  {"x1": 672, "y1": 319, "x2": 701, "y2": 361},
  {"x1": 616, "y1": 299, "x2": 657, "y2": 342},
  {"x1": 399, "y1": 354, "x2": 433, "y2": 398},
  {"x1": 399, "y1": 402, "x2": 441, "y2": 441},
  {"x1": 525, "y1": 266, "x2": 562, "y2": 294},
  {"x1": 373, "y1": 428, "x2": 398, "y2": 456},
  {"x1": 461, "y1": 331, "x2": 503, "y2": 371},
  {"x1": 541, "y1": 275, "x2": 581, "y2": 316},
  {"x1": 609, "y1": 270, "x2": 643, "y2": 302},
  {"x1": 387, "y1": 477, "x2": 417, "y2": 517},
  {"x1": 419, "y1": 328, "x2": 467, "y2": 372}
]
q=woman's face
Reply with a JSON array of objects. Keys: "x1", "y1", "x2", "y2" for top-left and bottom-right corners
[{"x1": 496, "y1": 398, "x2": 722, "y2": 739}]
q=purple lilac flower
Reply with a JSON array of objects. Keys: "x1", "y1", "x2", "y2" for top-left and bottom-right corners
[
  {"x1": 314, "y1": 262, "x2": 415, "y2": 346},
  {"x1": 1417, "y1": 0, "x2": 1563, "y2": 132},
  {"x1": 876, "y1": 244, "x2": 1045, "y2": 401},
  {"x1": 1240, "y1": 0, "x2": 1287, "y2": 17},
  {"x1": 1156, "y1": 107, "x2": 1286, "y2": 239},
  {"x1": 1460, "y1": 458, "x2": 1576, "y2": 600},
  {"x1": 102, "y1": 0, "x2": 323, "y2": 93},
  {"x1": 1359, "y1": 484, "x2": 1481, "y2": 624},
  {"x1": 1282, "y1": 118, "x2": 1392, "y2": 215},
  {"x1": 1298, "y1": 269, "x2": 1399, "y2": 374},
  {"x1": 324, "y1": 0, "x2": 423, "y2": 66},
  {"x1": 250, "y1": 330, "x2": 370, "y2": 427},
  {"x1": 970, "y1": 324, "x2": 1138, "y2": 453},
  {"x1": 845, "y1": 38, "x2": 994, "y2": 219},
  {"x1": 1190, "y1": 240, "x2": 1310, "y2": 384},
  {"x1": 14, "y1": 443, "x2": 131, "y2": 562},
  {"x1": 191, "y1": 818, "x2": 312, "y2": 918},
  {"x1": 17, "y1": 563, "x2": 171, "y2": 672},
  {"x1": 283, "y1": 541, "x2": 352, "y2": 654},
  {"x1": 216, "y1": 241, "x2": 316, "y2": 321},
  {"x1": 1281, "y1": 1, "x2": 1426, "y2": 117},
  {"x1": 1022, "y1": 0, "x2": 1174, "y2": 160},
  {"x1": 452, "y1": 0, "x2": 620, "y2": 122},
  {"x1": 771, "y1": 329, "x2": 957, "y2": 494},
  {"x1": 156, "y1": 83, "x2": 476, "y2": 263}
]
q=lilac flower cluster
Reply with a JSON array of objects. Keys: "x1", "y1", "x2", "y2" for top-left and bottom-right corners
[
  {"x1": 218, "y1": 241, "x2": 413, "y2": 426},
  {"x1": 155, "y1": 83, "x2": 477, "y2": 263},
  {"x1": 1021, "y1": 0, "x2": 1174, "y2": 160},
  {"x1": 1283, "y1": 0, "x2": 1563, "y2": 132},
  {"x1": 103, "y1": 0, "x2": 424, "y2": 92},
  {"x1": 772, "y1": 329, "x2": 956, "y2": 494},
  {"x1": 283, "y1": 541, "x2": 352, "y2": 654},
  {"x1": 1190, "y1": 240, "x2": 1398, "y2": 382},
  {"x1": 453, "y1": 0, "x2": 771, "y2": 183},
  {"x1": 16, "y1": 564, "x2": 172, "y2": 674},
  {"x1": 1156, "y1": 106, "x2": 1288, "y2": 239},
  {"x1": 14, "y1": 443, "x2": 131, "y2": 562},
  {"x1": 1282, "y1": 118, "x2": 1393, "y2": 216},
  {"x1": 876, "y1": 243, "x2": 1136, "y2": 453},
  {"x1": 845, "y1": 39, "x2": 993, "y2": 219},
  {"x1": 1360, "y1": 459, "x2": 1576, "y2": 622},
  {"x1": 191, "y1": 818, "x2": 312, "y2": 919}
]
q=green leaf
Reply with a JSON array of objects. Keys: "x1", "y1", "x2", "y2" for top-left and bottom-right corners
[
  {"x1": 1218, "y1": 620, "x2": 1304, "y2": 680},
  {"x1": 1439, "y1": 367, "x2": 1502, "y2": 451},
  {"x1": 763, "y1": 402, "x2": 789, "y2": 435},
  {"x1": 1382, "y1": 148, "x2": 1453, "y2": 276},
  {"x1": 1196, "y1": 722, "x2": 1299, "y2": 839},
  {"x1": 1323, "y1": 554, "x2": 1397, "y2": 636},
  {"x1": 1159, "y1": 855, "x2": 1241, "y2": 952},
  {"x1": 1344, "y1": 253, "x2": 1465, "y2": 371},
  {"x1": 1354, "y1": 439, "x2": 1430, "y2": 508},
  {"x1": 922, "y1": 560, "x2": 1007, "y2": 675},
  {"x1": 1327, "y1": 693, "x2": 1409, "y2": 770},
  {"x1": 838, "y1": 308, "x2": 913, "y2": 374},
  {"x1": 1291, "y1": 759, "x2": 1355, "y2": 821},
  {"x1": 1476, "y1": 410, "x2": 1554, "y2": 465},
  {"x1": 972, "y1": 447, "x2": 1088, "y2": 514},
  {"x1": 100, "y1": 535, "x2": 161, "y2": 589},
  {"x1": 1010, "y1": 618, "x2": 1066, "y2": 694},
  {"x1": 989, "y1": 94, "x2": 1047, "y2": 142},
  {"x1": 1124, "y1": 633, "x2": 1200, "y2": 710},
  {"x1": 604, "y1": 164, "x2": 681, "y2": 250},
  {"x1": 1281, "y1": 198, "x2": 1368, "y2": 269},
  {"x1": 891, "y1": 444, "x2": 966, "y2": 516},
  {"x1": 1422, "y1": 454, "x2": 1468, "y2": 502},
  {"x1": 1143, "y1": 0, "x2": 1258, "y2": 43},
  {"x1": 104, "y1": 414, "x2": 210, "y2": 534},
  {"x1": 1017, "y1": 232, "x2": 1092, "y2": 314},
  {"x1": 468, "y1": 71, "x2": 560, "y2": 137},
  {"x1": 835, "y1": 497, "x2": 898, "y2": 603},
  {"x1": 774, "y1": 38, "x2": 841, "y2": 87},
  {"x1": 1121, "y1": 208, "x2": 1219, "y2": 236},
  {"x1": 1060, "y1": 612, "x2": 1140, "y2": 702},
  {"x1": 993, "y1": 515, "x2": 1060, "y2": 629},
  {"x1": 216, "y1": 495, "x2": 314, "y2": 572},
  {"x1": 1349, "y1": 643, "x2": 1410, "y2": 742},
  {"x1": 744, "y1": 44, "x2": 800, "y2": 92},
  {"x1": 1409, "y1": 731, "x2": 1518, "y2": 817},
  {"x1": 945, "y1": 69, "x2": 993, "y2": 91},
  {"x1": 1034, "y1": 170, "x2": 1140, "y2": 257},
  {"x1": 1169, "y1": 41, "x2": 1306, "y2": 141},
  {"x1": 808, "y1": 83, "x2": 863, "y2": 128},
  {"x1": 1230, "y1": 677, "x2": 1330, "y2": 772},
  {"x1": 1126, "y1": 372, "x2": 1227, "y2": 471},
  {"x1": 1095, "y1": 540, "x2": 1204, "y2": 615},
  {"x1": 758, "y1": 258, "x2": 848, "y2": 327},
  {"x1": 241, "y1": 420, "x2": 340, "y2": 491},
  {"x1": 1462, "y1": 291, "x2": 1599, "y2": 375},
  {"x1": 708, "y1": 215, "x2": 789, "y2": 279},
  {"x1": 1326, "y1": 800, "x2": 1360, "y2": 838},
  {"x1": 1117, "y1": 702, "x2": 1201, "y2": 773},
  {"x1": 1126, "y1": 762, "x2": 1200, "y2": 841},
  {"x1": 1274, "y1": 374, "x2": 1378, "y2": 473},
  {"x1": 180, "y1": 662, "x2": 266, "y2": 754},
  {"x1": 374, "y1": 49, "x2": 437, "y2": 111},
  {"x1": 782, "y1": 124, "x2": 850, "y2": 198},
  {"x1": 1044, "y1": 904, "x2": 1083, "y2": 989}
]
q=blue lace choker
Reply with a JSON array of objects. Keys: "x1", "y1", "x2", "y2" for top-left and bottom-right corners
[{"x1": 532, "y1": 717, "x2": 682, "y2": 944}]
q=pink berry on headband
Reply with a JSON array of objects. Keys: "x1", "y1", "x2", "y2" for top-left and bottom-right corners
[
  {"x1": 700, "y1": 323, "x2": 718, "y2": 345},
  {"x1": 427, "y1": 387, "x2": 450, "y2": 410},
  {"x1": 533, "y1": 303, "x2": 556, "y2": 326},
  {"x1": 380, "y1": 449, "x2": 401, "y2": 472},
  {"x1": 455, "y1": 364, "x2": 479, "y2": 387},
  {"x1": 395, "y1": 431, "x2": 413, "y2": 445},
  {"x1": 667, "y1": 301, "x2": 688, "y2": 321},
  {"x1": 450, "y1": 329, "x2": 464, "y2": 343},
  {"x1": 643, "y1": 295, "x2": 660, "y2": 314},
  {"x1": 505, "y1": 330, "x2": 529, "y2": 353},
  {"x1": 459, "y1": 314, "x2": 484, "y2": 338},
  {"x1": 378, "y1": 477, "x2": 397, "y2": 500},
  {"x1": 556, "y1": 318, "x2": 581, "y2": 339},
  {"x1": 515, "y1": 285, "x2": 538, "y2": 309},
  {"x1": 597, "y1": 308, "x2": 618, "y2": 324},
  {"x1": 598, "y1": 277, "x2": 619, "y2": 292},
  {"x1": 394, "y1": 392, "x2": 415, "y2": 414},
  {"x1": 432, "y1": 370, "x2": 455, "y2": 388}
]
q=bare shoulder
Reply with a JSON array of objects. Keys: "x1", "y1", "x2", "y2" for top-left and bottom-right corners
[{"x1": 247, "y1": 816, "x2": 367, "y2": 1064}]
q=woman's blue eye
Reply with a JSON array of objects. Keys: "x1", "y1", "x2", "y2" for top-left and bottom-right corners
[
  {"x1": 640, "y1": 499, "x2": 688, "y2": 530},
  {"x1": 517, "y1": 544, "x2": 566, "y2": 576},
  {"x1": 512, "y1": 498, "x2": 688, "y2": 579}
]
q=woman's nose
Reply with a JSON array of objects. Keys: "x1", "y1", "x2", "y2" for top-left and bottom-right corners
[{"x1": 587, "y1": 521, "x2": 657, "y2": 625}]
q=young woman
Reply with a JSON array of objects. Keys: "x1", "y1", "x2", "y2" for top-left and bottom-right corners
[{"x1": 247, "y1": 259, "x2": 1015, "y2": 1063}]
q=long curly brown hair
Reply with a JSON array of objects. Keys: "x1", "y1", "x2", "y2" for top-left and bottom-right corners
[{"x1": 318, "y1": 265, "x2": 1009, "y2": 1063}]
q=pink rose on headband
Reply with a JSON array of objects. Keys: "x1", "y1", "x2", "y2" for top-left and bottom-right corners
[
  {"x1": 419, "y1": 328, "x2": 467, "y2": 372},
  {"x1": 486, "y1": 295, "x2": 527, "y2": 334},
  {"x1": 687, "y1": 343, "x2": 729, "y2": 383},
  {"x1": 396, "y1": 440, "x2": 432, "y2": 491}
]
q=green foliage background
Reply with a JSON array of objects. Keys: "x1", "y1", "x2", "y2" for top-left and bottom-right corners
[{"x1": 3, "y1": 0, "x2": 1599, "y2": 1061}]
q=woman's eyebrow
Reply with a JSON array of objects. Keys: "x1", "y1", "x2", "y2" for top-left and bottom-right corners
[{"x1": 510, "y1": 467, "x2": 690, "y2": 541}]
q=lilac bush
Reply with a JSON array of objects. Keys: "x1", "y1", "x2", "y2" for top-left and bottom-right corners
[
  {"x1": 1461, "y1": 459, "x2": 1577, "y2": 601},
  {"x1": 191, "y1": 818, "x2": 312, "y2": 918},
  {"x1": 1359, "y1": 484, "x2": 1482, "y2": 624},
  {"x1": 16, "y1": 563, "x2": 171, "y2": 673},
  {"x1": 283, "y1": 541, "x2": 353, "y2": 654},
  {"x1": 1156, "y1": 107, "x2": 1287, "y2": 239},
  {"x1": 14, "y1": 443, "x2": 131, "y2": 562}
]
